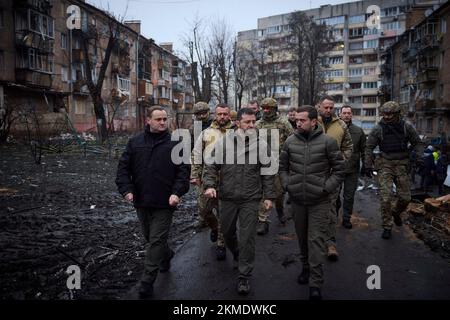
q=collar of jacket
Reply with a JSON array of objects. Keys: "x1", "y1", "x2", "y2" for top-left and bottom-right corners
[
  {"x1": 210, "y1": 119, "x2": 233, "y2": 132},
  {"x1": 144, "y1": 125, "x2": 170, "y2": 141},
  {"x1": 293, "y1": 125, "x2": 323, "y2": 141},
  {"x1": 318, "y1": 115, "x2": 339, "y2": 128}
]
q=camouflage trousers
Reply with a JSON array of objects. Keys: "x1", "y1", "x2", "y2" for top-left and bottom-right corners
[
  {"x1": 197, "y1": 185, "x2": 225, "y2": 247},
  {"x1": 378, "y1": 158, "x2": 411, "y2": 230},
  {"x1": 258, "y1": 174, "x2": 284, "y2": 222},
  {"x1": 326, "y1": 188, "x2": 341, "y2": 246}
]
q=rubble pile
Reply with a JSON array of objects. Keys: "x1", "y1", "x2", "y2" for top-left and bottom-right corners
[{"x1": 407, "y1": 195, "x2": 450, "y2": 260}]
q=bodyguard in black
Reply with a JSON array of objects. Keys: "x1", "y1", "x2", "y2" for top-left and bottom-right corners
[{"x1": 116, "y1": 106, "x2": 190, "y2": 298}]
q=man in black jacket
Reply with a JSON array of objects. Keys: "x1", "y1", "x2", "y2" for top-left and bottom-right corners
[
  {"x1": 280, "y1": 105, "x2": 345, "y2": 300},
  {"x1": 116, "y1": 106, "x2": 190, "y2": 298}
]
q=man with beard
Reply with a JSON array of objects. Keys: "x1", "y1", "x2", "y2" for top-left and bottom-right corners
[
  {"x1": 203, "y1": 108, "x2": 275, "y2": 295},
  {"x1": 317, "y1": 95, "x2": 353, "y2": 261},
  {"x1": 191, "y1": 104, "x2": 233, "y2": 260},
  {"x1": 280, "y1": 105, "x2": 345, "y2": 300}
]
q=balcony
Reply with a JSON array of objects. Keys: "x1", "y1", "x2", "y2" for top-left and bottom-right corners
[
  {"x1": 416, "y1": 99, "x2": 436, "y2": 112},
  {"x1": 116, "y1": 75, "x2": 131, "y2": 97},
  {"x1": 173, "y1": 83, "x2": 184, "y2": 92},
  {"x1": 15, "y1": 68, "x2": 52, "y2": 88},
  {"x1": 402, "y1": 46, "x2": 418, "y2": 63},
  {"x1": 72, "y1": 49, "x2": 84, "y2": 62},
  {"x1": 157, "y1": 79, "x2": 168, "y2": 87},
  {"x1": 417, "y1": 67, "x2": 438, "y2": 84},
  {"x1": 419, "y1": 35, "x2": 440, "y2": 52},
  {"x1": 138, "y1": 79, "x2": 153, "y2": 97},
  {"x1": 73, "y1": 80, "x2": 89, "y2": 94},
  {"x1": 15, "y1": 30, "x2": 54, "y2": 53},
  {"x1": 158, "y1": 97, "x2": 170, "y2": 106}
]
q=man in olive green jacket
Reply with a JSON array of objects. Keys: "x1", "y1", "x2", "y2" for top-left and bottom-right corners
[
  {"x1": 317, "y1": 95, "x2": 353, "y2": 261},
  {"x1": 203, "y1": 108, "x2": 276, "y2": 295},
  {"x1": 280, "y1": 105, "x2": 345, "y2": 300}
]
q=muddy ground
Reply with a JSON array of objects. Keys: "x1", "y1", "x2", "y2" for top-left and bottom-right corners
[{"x1": 0, "y1": 143, "x2": 198, "y2": 300}]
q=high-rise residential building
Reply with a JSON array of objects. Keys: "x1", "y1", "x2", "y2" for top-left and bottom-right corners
[{"x1": 236, "y1": 0, "x2": 444, "y2": 133}]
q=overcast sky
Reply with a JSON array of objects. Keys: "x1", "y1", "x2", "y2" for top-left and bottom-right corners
[{"x1": 87, "y1": 0, "x2": 354, "y2": 54}]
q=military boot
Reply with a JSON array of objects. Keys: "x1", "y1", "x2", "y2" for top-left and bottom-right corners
[
  {"x1": 216, "y1": 246, "x2": 226, "y2": 261},
  {"x1": 309, "y1": 287, "x2": 322, "y2": 300},
  {"x1": 382, "y1": 229, "x2": 392, "y2": 239},
  {"x1": 342, "y1": 218, "x2": 353, "y2": 229},
  {"x1": 393, "y1": 214, "x2": 403, "y2": 227},
  {"x1": 138, "y1": 281, "x2": 153, "y2": 299},
  {"x1": 237, "y1": 278, "x2": 250, "y2": 295},
  {"x1": 256, "y1": 221, "x2": 269, "y2": 235}
]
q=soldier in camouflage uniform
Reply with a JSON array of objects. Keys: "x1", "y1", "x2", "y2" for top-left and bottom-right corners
[
  {"x1": 364, "y1": 101, "x2": 424, "y2": 239},
  {"x1": 190, "y1": 101, "x2": 214, "y2": 229},
  {"x1": 191, "y1": 103, "x2": 233, "y2": 259},
  {"x1": 255, "y1": 97, "x2": 294, "y2": 235},
  {"x1": 317, "y1": 95, "x2": 353, "y2": 261}
]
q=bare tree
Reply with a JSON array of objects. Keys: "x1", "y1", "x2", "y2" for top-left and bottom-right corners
[
  {"x1": 180, "y1": 15, "x2": 212, "y2": 103},
  {"x1": 289, "y1": 11, "x2": 332, "y2": 105},
  {"x1": 0, "y1": 101, "x2": 23, "y2": 143},
  {"x1": 209, "y1": 18, "x2": 234, "y2": 104},
  {"x1": 233, "y1": 42, "x2": 256, "y2": 109},
  {"x1": 76, "y1": 4, "x2": 131, "y2": 142}
]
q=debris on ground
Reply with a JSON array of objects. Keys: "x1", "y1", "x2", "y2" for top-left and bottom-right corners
[{"x1": 407, "y1": 194, "x2": 450, "y2": 260}]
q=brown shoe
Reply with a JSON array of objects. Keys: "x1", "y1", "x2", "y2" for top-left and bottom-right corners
[{"x1": 327, "y1": 244, "x2": 339, "y2": 261}]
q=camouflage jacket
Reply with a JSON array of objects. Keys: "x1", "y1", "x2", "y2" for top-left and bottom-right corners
[
  {"x1": 190, "y1": 120, "x2": 233, "y2": 180},
  {"x1": 256, "y1": 115, "x2": 294, "y2": 155},
  {"x1": 317, "y1": 116, "x2": 353, "y2": 161},
  {"x1": 364, "y1": 119, "x2": 424, "y2": 169}
]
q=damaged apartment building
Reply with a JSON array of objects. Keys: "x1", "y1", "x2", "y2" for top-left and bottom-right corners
[{"x1": 0, "y1": 0, "x2": 193, "y2": 138}]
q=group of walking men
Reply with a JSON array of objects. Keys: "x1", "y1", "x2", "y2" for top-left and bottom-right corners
[{"x1": 115, "y1": 95, "x2": 423, "y2": 300}]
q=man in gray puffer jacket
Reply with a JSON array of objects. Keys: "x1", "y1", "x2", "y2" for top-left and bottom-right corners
[{"x1": 279, "y1": 105, "x2": 345, "y2": 300}]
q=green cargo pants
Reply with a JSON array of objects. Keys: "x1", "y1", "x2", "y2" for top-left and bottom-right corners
[
  {"x1": 342, "y1": 172, "x2": 359, "y2": 221},
  {"x1": 291, "y1": 200, "x2": 330, "y2": 288},
  {"x1": 136, "y1": 207, "x2": 173, "y2": 284},
  {"x1": 219, "y1": 199, "x2": 259, "y2": 279}
]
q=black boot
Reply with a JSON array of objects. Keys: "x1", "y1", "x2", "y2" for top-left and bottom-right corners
[
  {"x1": 393, "y1": 214, "x2": 403, "y2": 227},
  {"x1": 381, "y1": 229, "x2": 391, "y2": 239},
  {"x1": 342, "y1": 218, "x2": 352, "y2": 229},
  {"x1": 138, "y1": 281, "x2": 153, "y2": 298},
  {"x1": 309, "y1": 287, "x2": 322, "y2": 300},
  {"x1": 216, "y1": 246, "x2": 226, "y2": 261},
  {"x1": 210, "y1": 229, "x2": 218, "y2": 242}
]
